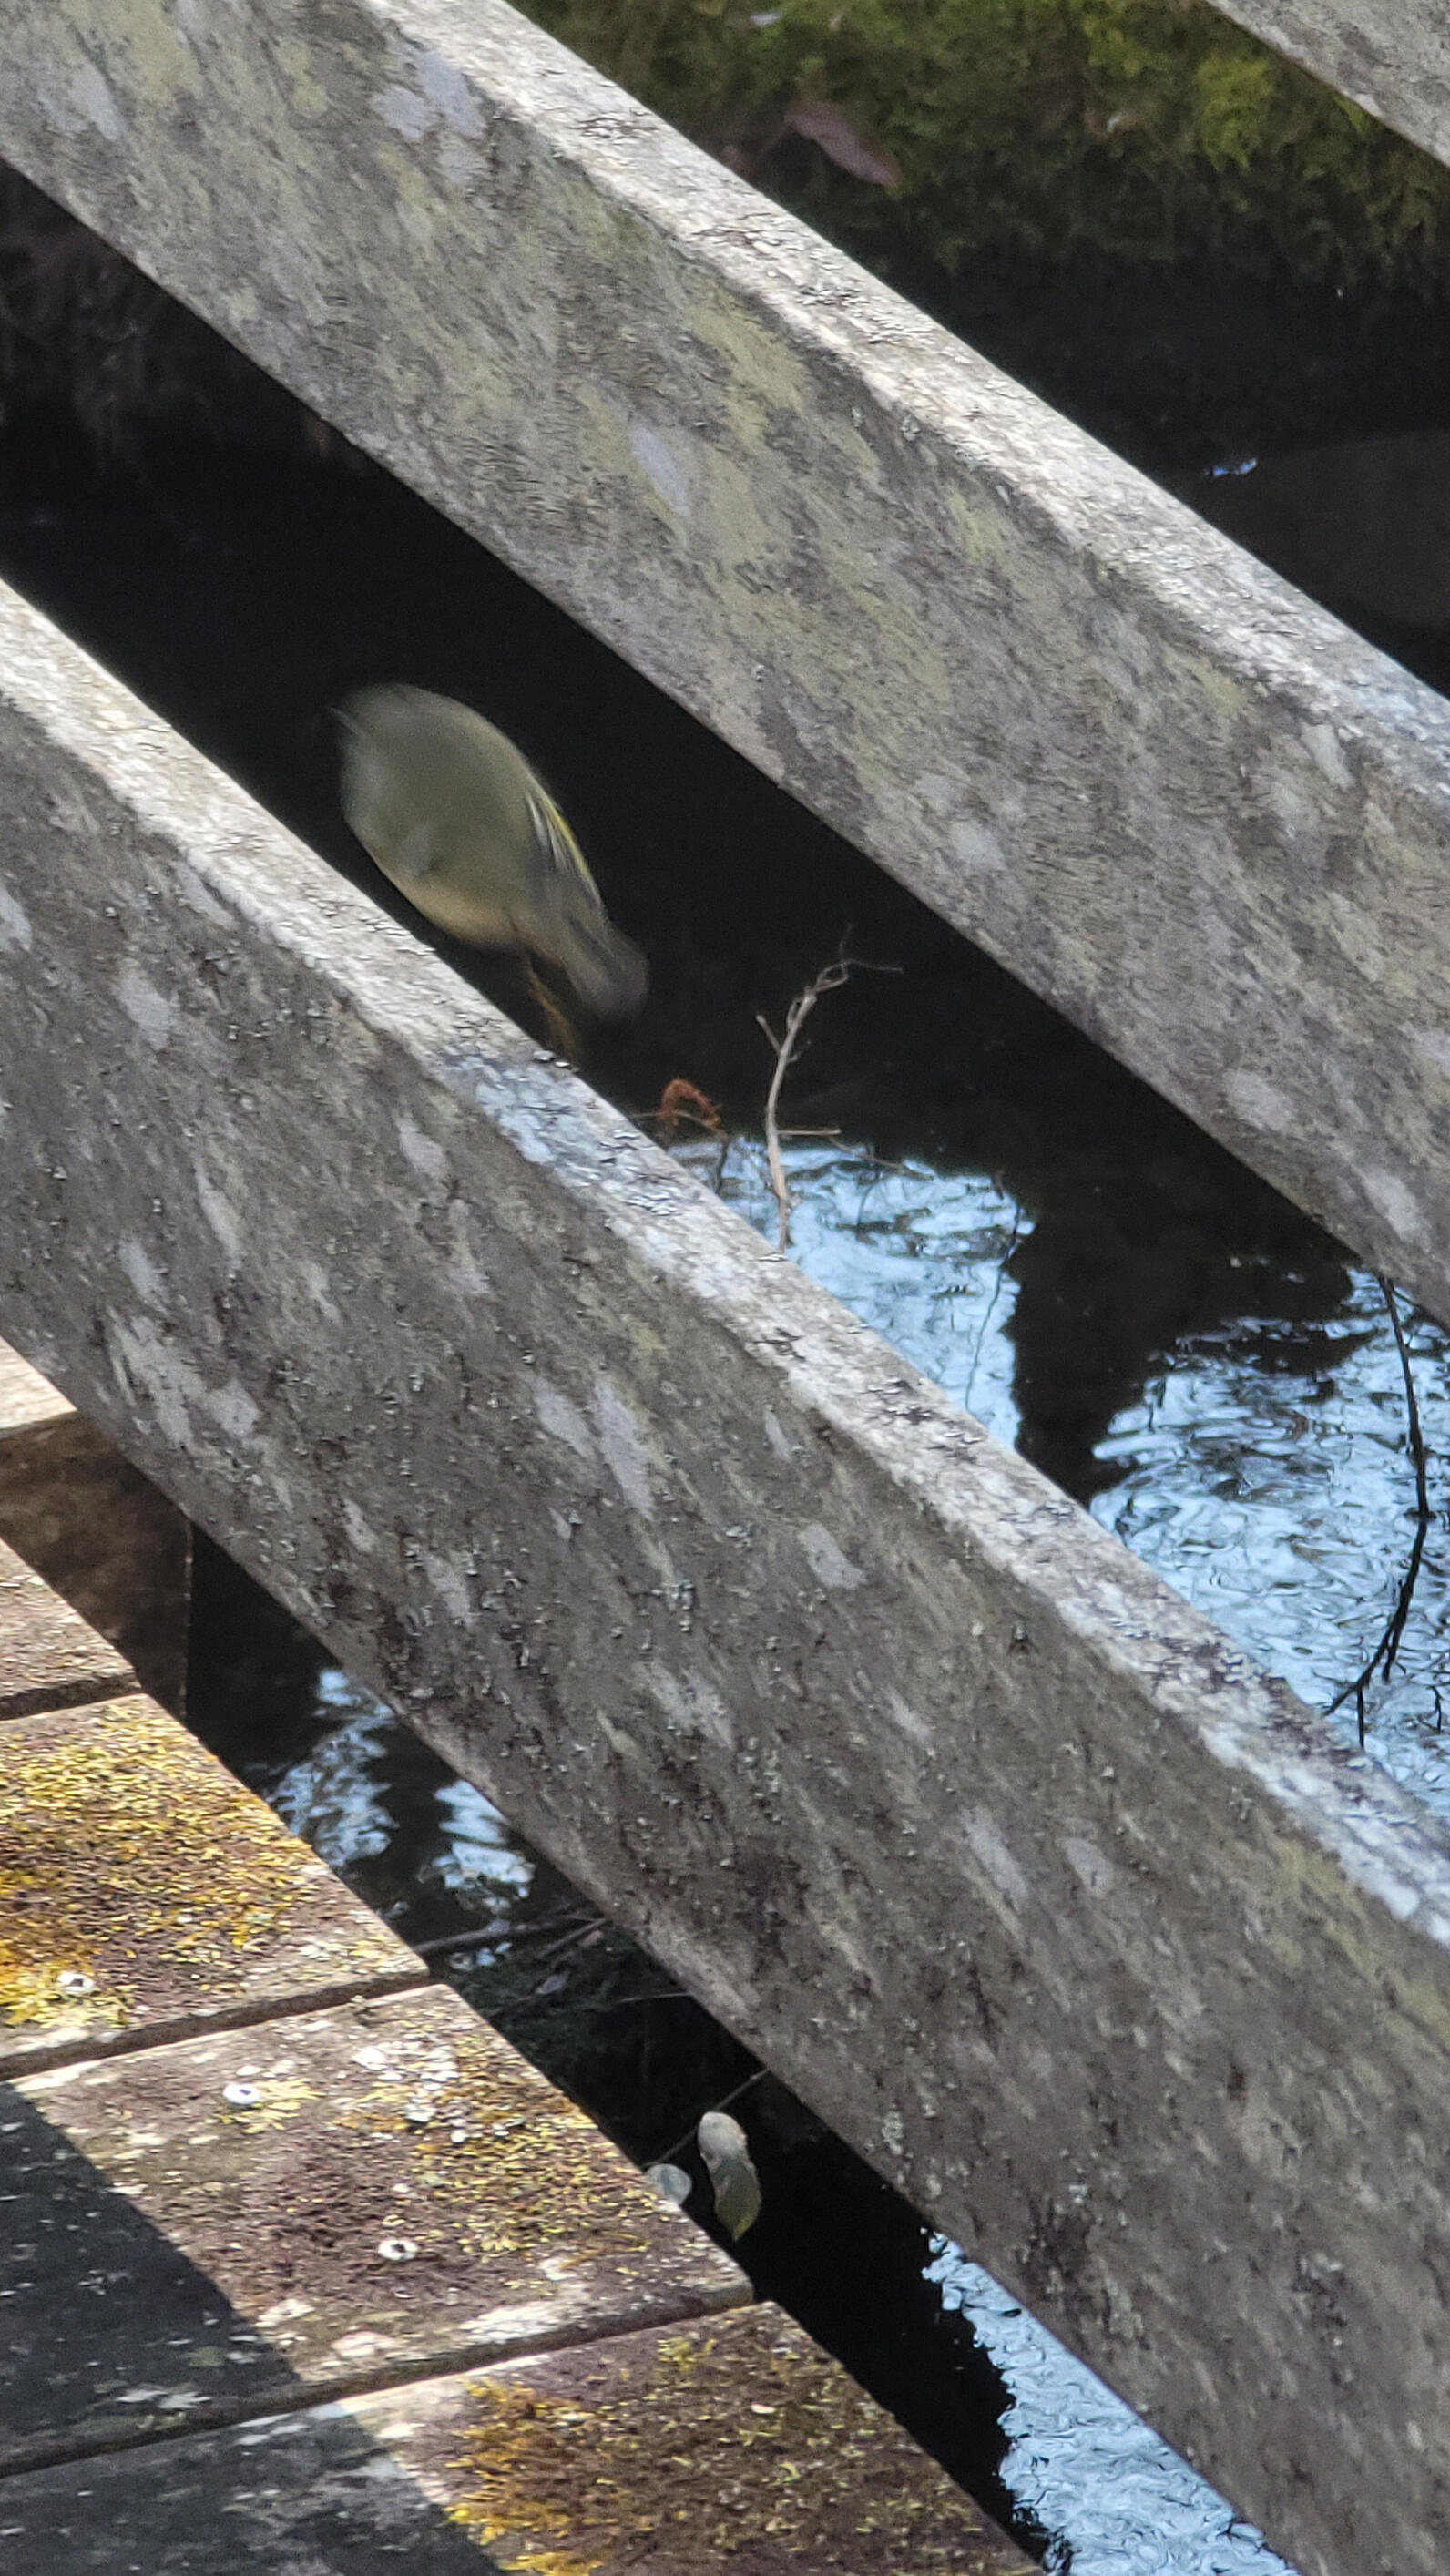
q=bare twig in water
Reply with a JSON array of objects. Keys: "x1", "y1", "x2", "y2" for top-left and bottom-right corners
[
  {"x1": 756, "y1": 957, "x2": 855, "y2": 1249},
  {"x1": 1328, "y1": 1273, "x2": 1433, "y2": 1746}
]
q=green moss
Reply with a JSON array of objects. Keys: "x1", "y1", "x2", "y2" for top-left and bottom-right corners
[{"x1": 517, "y1": 0, "x2": 1450, "y2": 288}]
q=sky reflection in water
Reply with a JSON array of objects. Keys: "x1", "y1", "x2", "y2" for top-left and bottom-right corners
[{"x1": 689, "y1": 1133, "x2": 1450, "y2": 1812}]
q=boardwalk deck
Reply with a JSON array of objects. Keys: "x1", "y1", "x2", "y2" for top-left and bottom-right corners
[
  {"x1": 0, "y1": 1342, "x2": 189, "y2": 1713},
  {"x1": 0, "y1": 1399, "x2": 1028, "y2": 2574}
]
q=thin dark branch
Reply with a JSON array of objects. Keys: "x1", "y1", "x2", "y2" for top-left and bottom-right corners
[
  {"x1": 1327, "y1": 1274, "x2": 1433, "y2": 1743},
  {"x1": 651, "y1": 2069, "x2": 768, "y2": 2172},
  {"x1": 1383, "y1": 1273, "x2": 1430, "y2": 1520}
]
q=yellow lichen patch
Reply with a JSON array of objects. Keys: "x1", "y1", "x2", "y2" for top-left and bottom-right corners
[
  {"x1": 345, "y1": 2047, "x2": 675, "y2": 2271},
  {"x1": 0, "y1": 1698, "x2": 398, "y2": 2037},
  {"x1": 0, "y1": 1948, "x2": 127, "y2": 2032},
  {"x1": 445, "y1": 2312, "x2": 1003, "y2": 2570},
  {"x1": 219, "y1": 2075, "x2": 321, "y2": 2132}
]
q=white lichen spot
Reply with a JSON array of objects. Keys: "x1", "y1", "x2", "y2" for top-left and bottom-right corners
[
  {"x1": 302, "y1": 1261, "x2": 342, "y2": 1324},
  {"x1": 194, "y1": 1164, "x2": 243, "y2": 1267},
  {"x1": 1412, "y1": 1027, "x2": 1450, "y2": 1078},
  {"x1": 885, "y1": 1688, "x2": 931, "y2": 1747},
  {"x1": 914, "y1": 772, "x2": 955, "y2": 819},
  {"x1": 629, "y1": 421, "x2": 694, "y2": 522},
  {"x1": 71, "y1": 64, "x2": 125, "y2": 141},
  {"x1": 1301, "y1": 720, "x2": 1352, "y2": 791},
  {"x1": 342, "y1": 1498, "x2": 379, "y2": 1556},
  {"x1": 108, "y1": 1316, "x2": 198, "y2": 1449},
  {"x1": 964, "y1": 1810, "x2": 1029, "y2": 1912},
  {"x1": 443, "y1": 1203, "x2": 491, "y2": 1299},
  {"x1": 592, "y1": 1375, "x2": 655, "y2": 1516},
  {"x1": 373, "y1": 83, "x2": 434, "y2": 141},
  {"x1": 175, "y1": 863, "x2": 231, "y2": 929},
  {"x1": 206, "y1": 1379, "x2": 260, "y2": 1440},
  {"x1": 0, "y1": 884, "x2": 33, "y2": 953},
  {"x1": 799, "y1": 1523, "x2": 864, "y2": 1590},
  {"x1": 116, "y1": 966, "x2": 175, "y2": 1052},
  {"x1": 1222, "y1": 1068, "x2": 1294, "y2": 1137},
  {"x1": 422, "y1": 1549, "x2": 475, "y2": 1625},
  {"x1": 118, "y1": 1235, "x2": 168, "y2": 1308},
  {"x1": 416, "y1": 47, "x2": 485, "y2": 134},
  {"x1": 535, "y1": 1377, "x2": 596, "y2": 1466},
  {"x1": 1363, "y1": 1166, "x2": 1426, "y2": 1246},
  {"x1": 395, "y1": 1112, "x2": 449, "y2": 1189},
  {"x1": 950, "y1": 816, "x2": 1007, "y2": 875},
  {"x1": 1065, "y1": 1836, "x2": 1116, "y2": 1896},
  {"x1": 761, "y1": 1406, "x2": 796, "y2": 1461}
]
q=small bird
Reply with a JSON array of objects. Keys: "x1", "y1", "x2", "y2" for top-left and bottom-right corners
[{"x1": 337, "y1": 684, "x2": 648, "y2": 1019}]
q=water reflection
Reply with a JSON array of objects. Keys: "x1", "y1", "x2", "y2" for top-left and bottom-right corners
[
  {"x1": 689, "y1": 1129, "x2": 1445, "y2": 1785},
  {"x1": 932, "y1": 2252, "x2": 1288, "y2": 2576}
]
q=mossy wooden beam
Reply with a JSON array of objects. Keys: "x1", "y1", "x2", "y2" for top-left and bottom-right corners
[
  {"x1": 4, "y1": 2, "x2": 1450, "y2": 1329},
  {"x1": 2, "y1": 581, "x2": 1449, "y2": 2576}
]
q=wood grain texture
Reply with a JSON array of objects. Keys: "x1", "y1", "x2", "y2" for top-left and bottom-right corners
[
  {"x1": 1, "y1": 0, "x2": 1450, "y2": 1324},
  {"x1": 0, "y1": 584, "x2": 1445, "y2": 2576}
]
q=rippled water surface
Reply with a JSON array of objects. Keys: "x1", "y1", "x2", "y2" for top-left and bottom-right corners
[{"x1": 691, "y1": 1135, "x2": 1450, "y2": 1796}]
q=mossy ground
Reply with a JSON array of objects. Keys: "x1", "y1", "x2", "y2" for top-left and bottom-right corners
[{"x1": 521, "y1": 0, "x2": 1450, "y2": 292}]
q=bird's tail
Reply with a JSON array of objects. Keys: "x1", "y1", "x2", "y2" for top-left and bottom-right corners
[{"x1": 539, "y1": 894, "x2": 648, "y2": 1020}]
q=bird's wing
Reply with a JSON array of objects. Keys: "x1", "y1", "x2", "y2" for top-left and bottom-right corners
[{"x1": 526, "y1": 787, "x2": 600, "y2": 904}]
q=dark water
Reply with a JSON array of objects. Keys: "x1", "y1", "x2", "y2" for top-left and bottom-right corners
[{"x1": 7, "y1": 206, "x2": 1450, "y2": 2573}]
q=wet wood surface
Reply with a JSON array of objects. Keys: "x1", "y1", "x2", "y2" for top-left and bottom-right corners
[{"x1": 0, "y1": 1453, "x2": 1026, "y2": 2571}]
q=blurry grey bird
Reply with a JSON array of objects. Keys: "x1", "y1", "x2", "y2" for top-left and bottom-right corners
[{"x1": 337, "y1": 684, "x2": 647, "y2": 1019}]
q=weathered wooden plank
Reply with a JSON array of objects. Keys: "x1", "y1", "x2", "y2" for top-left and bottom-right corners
[
  {"x1": 1, "y1": 1984, "x2": 746, "y2": 2474},
  {"x1": 1211, "y1": 0, "x2": 1450, "y2": 174},
  {"x1": 0, "y1": 1399, "x2": 190, "y2": 1714},
  {"x1": 2, "y1": 1, "x2": 1450, "y2": 1329},
  {"x1": 0, "y1": 1696, "x2": 423, "y2": 2074},
  {"x1": 0, "y1": 1534, "x2": 133, "y2": 1720},
  {"x1": 0, "y1": 586, "x2": 1444, "y2": 2576},
  {"x1": 0, "y1": 2308, "x2": 1030, "y2": 2573},
  {"x1": 0, "y1": 1338, "x2": 71, "y2": 1432}
]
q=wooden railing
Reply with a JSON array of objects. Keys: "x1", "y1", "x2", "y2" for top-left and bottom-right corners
[{"x1": 0, "y1": 7, "x2": 1448, "y2": 2573}]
